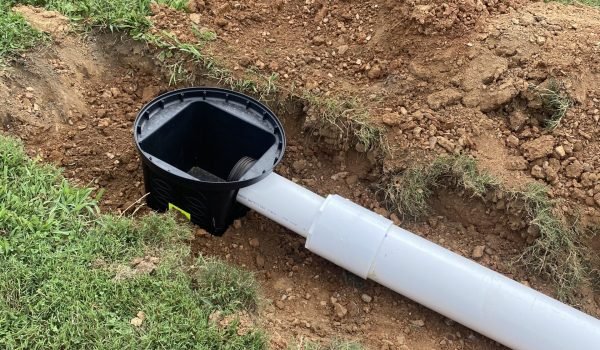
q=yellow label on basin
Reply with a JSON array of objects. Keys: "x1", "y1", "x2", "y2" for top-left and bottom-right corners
[{"x1": 168, "y1": 203, "x2": 191, "y2": 220}]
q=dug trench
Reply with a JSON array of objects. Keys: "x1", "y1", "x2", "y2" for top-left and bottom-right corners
[{"x1": 1, "y1": 15, "x2": 598, "y2": 350}]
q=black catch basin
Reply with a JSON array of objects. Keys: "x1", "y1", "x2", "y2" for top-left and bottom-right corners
[{"x1": 134, "y1": 87, "x2": 286, "y2": 235}]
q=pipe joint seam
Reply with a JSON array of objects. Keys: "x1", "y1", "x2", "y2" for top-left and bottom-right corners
[{"x1": 306, "y1": 195, "x2": 392, "y2": 279}]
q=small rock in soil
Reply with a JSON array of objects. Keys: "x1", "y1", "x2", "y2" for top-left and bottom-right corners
[
  {"x1": 554, "y1": 145, "x2": 566, "y2": 159},
  {"x1": 275, "y1": 300, "x2": 285, "y2": 310},
  {"x1": 233, "y1": 219, "x2": 242, "y2": 229},
  {"x1": 312, "y1": 35, "x2": 326, "y2": 46},
  {"x1": 189, "y1": 13, "x2": 201, "y2": 24},
  {"x1": 188, "y1": 0, "x2": 205, "y2": 12},
  {"x1": 428, "y1": 136, "x2": 438, "y2": 148},
  {"x1": 292, "y1": 159, "x2": 307, "y2": 173},
  {"x1": 337, "y1": 45, "x2": 349, "y2": 55},
  {"x1": 361, "y1": 294, "x2": 373, "y2": 303},
  {"x1": 142, "y1": 86, "x2": 161, "y2": 101},
  {"x1": 410, "y1": 319, "x2": 425, "y2": 327},
  {"x1": 506, "y1": 156, "x2": 529, "y2": 170},
  {"x1": 437, "y1": 137, "x2": 455, "y2": 153},
  {"x1": 255, "y1": 254, "x2": 265, "y2": 268},
  {"x1": 565, "y1": 160, "x2": 583, "y2": 178},
  {"x1": 472, "y1": 245, "x2": 485, "y2": 259},
  {"x1": 390, "y1": 213, "x2": 402, "y2": 225},
  {"x1": 239, "y1": 56, "x2": 252, "y2": 67},
  {"x1": 249, "y1": 238, "x2": 259, "y2": 247},
  {"x1": 479, "y1": 86, "x2": 519, "y2": 112},
  {"x1": 136, "y1": 311, "x2": 146, "y2": 321},
  {"x1": 134, "y1": 260, "x2": 157, "y2": 274},
  {"x1": 506, "y1": 135, "x2": 519, "y2": 148},
  {"x1": 367, "y1": 65, "x2": 383, "y2": 80},
  {"x1": 345, "y1": 174, "x2": 359, "y2": 186},
  {"x1": 382, "y1": 112, "x2": 400, "y2": 126},
  {"x1": 521, "y1": 135, "x2": 555, "y2": 160},
  {"x1": 396, "y1": 335, "x2": 406, "y2": 345},
  {"x1": 531, "y1": 165, "x2": 545, "y2": 179},
  {"x1": 333, "y1": 302, "x2": 348, "y2": 318},
  {"x1": 426, "y1": 88, "x2": 463, "y2": 110},
  {"x1": 509, "y1": 110, "x2": 528, "y2": 131},
  {"x1": 374, "y1": 207, "x2": 389, "y2": 218},
  {"x1": 215, "y1": 18, "x2": 229, "y2": 27}
]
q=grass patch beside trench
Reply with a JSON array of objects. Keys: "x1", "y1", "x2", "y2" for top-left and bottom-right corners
[
  {"x1": 382, "y1": 155, "x2": 497, "y2": 219},
  {"x1": 0, "y1": 135, "x2": 265, "y2": 349},
  {"x1": 0, "y1": 3, "x2": 46, "y2": 62}
]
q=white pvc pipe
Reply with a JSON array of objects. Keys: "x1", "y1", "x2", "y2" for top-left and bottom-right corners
[
  {"x1": 237, "y1": 173, "x2": 600, "y2": 350},
  {"x1": 237, "y1": 173, "x2": 325, "y2": 237}
]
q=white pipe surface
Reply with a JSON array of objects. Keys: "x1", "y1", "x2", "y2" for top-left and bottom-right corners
[
  {"x1": 237, "y1": 173, "x2": 600, "y2": 350},
  {"x1": 237, "y1": 173, "x2": 324, "y2": 237}
]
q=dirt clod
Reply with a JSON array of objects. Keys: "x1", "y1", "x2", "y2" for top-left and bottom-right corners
[
  {"x1": 565, "y1": 160, "x2": 583, "y2": 178},
  {"x1": 333, "y1": 302, "x2": 348, "y2": 319},
  {"x1": 249, "y1": 238, "x2": 259, "y2": 247},
  {"x1": 410, "y1": 319, "x2": 425, "y2": 327},
  {"x1": 427, "y1": 89, "x2": 463, "y2": 110},
  {"x1": 472, "y1": 245, "x2": 486, "y2": 259},
  {"x1": 233, "y1": 219, "x2": 242, "y2": 229},
  {"x1": 521, "y1": 135, "x2": 555, "y2": 160}
]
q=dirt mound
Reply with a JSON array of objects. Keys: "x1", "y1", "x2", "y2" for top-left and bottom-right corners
[{"x1": 405, "y1": 0, "x2": 527, "y2": 34}]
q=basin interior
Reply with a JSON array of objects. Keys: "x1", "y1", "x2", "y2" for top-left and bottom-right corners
[{"x1": 140, "y1": 101, "x2": 276, "y2": 181}]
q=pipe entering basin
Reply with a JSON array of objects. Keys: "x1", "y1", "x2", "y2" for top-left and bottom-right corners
[{"x1": 134, "y1": 88, "x2": 600, "y2": 350}]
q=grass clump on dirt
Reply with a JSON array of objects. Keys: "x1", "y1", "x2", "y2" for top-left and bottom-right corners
[
  {"x1": 514, "y1": 183, "x2": 587, "y2": 301},
  {"x1": 293, "y1": 339, "x2": 365, "y2": 350},
  {"x1": 12, "y1": 0, "x2": 189, "y2": 33},
  {"x1": 304, "y1": 93, "x2": 388, "y2": 153},
  {"x1": 536, "y1": 78, "x2": 571, "y2": 129},
  {"x1": 551, "y1": 0, "x2": 600, "y2": 8},
  {"x1": 0, "y1": 3, "x2": 45, "y2": 61},
  {"x1": 382, "y1": 155, "x2": 497, "y2": 219},
  {"x1": 0, "y1": 135, "x2": 266, "y2": 349}
]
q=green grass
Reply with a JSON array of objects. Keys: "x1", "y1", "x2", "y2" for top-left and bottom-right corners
[
  {"x1": 156, "y1": 0, "x2": 190, "y2": 11},
  {"x1": 382, "y1": 155, "x2": 497, "y2": 219},
  {"x1": 0, "y1": 135, "x2": 265, "y2": 349},
  {"x1": 0, "y1": 3, "x2": 46, "y2": 62},
  {"x1": 194, "y1": 257, "x2": 260, "y2": 313},
  {"x1": 550, "y1": 0, "x2": 600, "y2": 7},
  {"x1": 10, "y1": 0, "x2": 191, "y2": 34},
  {"x1": 513, "y1": 183, "x2": 587, "y2": 301},
  {"x1": 292, "y1": 339, "x2": 364, "y2": 350},
  {"x1": 535, "y1": 79, "x2": 571, "y2": 129},
  {"x1": 303, "y1": 93, "x2": 388, "y2": 153}
]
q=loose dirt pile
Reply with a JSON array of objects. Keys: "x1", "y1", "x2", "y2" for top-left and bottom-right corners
[{"x1": 3, "y1": 1, "x2": 600, "y2": 349}]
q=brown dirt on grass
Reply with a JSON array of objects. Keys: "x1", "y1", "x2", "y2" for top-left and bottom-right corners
[{"x1": 3, "y1": 2, "x2": 600, "y2": 349}]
